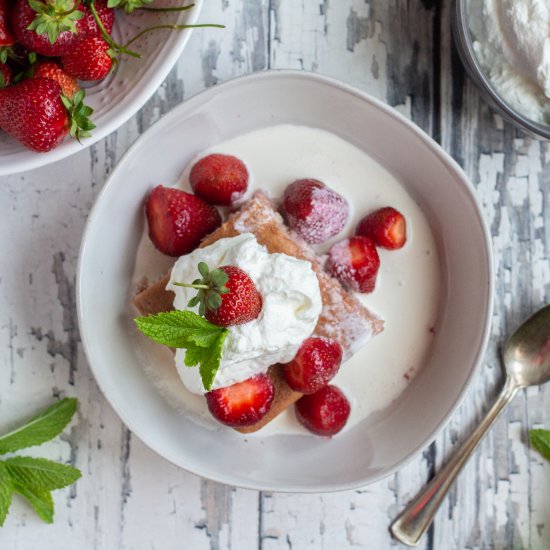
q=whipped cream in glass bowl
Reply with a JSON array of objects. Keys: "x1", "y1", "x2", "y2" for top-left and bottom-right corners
[
  {"x1": 453, "y1": 0, "x2": 550, "y2": 139},
  {"x1": 167, "y1": 233, "x2": 323, "y2": 394}
]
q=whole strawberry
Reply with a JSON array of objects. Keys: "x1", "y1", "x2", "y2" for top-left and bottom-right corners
[
  {"x1": 282, "y1": 179, "x2": 349, "y2": 244},
  {"x1": 0, "y1": 78, "x2": 94, "y2": 152},
  {"x1": 79, "y1": 0, "x2": 115, "y2": 37},
  {"x1": 189, "y1": 153, "x2": 249, "y2": 206},
  {"x1": 283, "y1": 337, "x2": 343, "y2": 394},
  {"x1": 179, "y1": 262, "x2": 263, "y2": 327},
  {"x1": 32, "y1": 60, "x2": 79, "y2": 99},
  {"x1": 62, "y1": 35, "x2": 112, "y2": 81},
  {"x1": 11, "y1": 0, "x2": 86, "y2": 56},
  {"x1": 146, "y1": 185, "x2": 222, "y2": 256}
]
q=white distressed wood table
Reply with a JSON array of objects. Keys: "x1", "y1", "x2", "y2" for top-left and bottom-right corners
[{"x1": 0, "y1": 1, "x2": 548, "y2": 548}]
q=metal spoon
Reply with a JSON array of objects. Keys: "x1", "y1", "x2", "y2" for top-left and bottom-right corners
[{"x1": 390, "y1": 304, "x2": 550, "y2": 546}]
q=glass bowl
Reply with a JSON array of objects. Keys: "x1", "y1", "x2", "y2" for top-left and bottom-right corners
[{"x1": 452, "y1": 0, "x2": 550, "y2": 140}]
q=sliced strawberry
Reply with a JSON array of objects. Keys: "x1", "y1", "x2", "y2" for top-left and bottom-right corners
[
  {"x1": 327, "y1": 236, "x2": 380, "y2": 293},
  {"x1": 61, "y1": 35, "x2": 112, "y2": 81},
  {"x1": 189, "y1": 153, "x2": 249, "y2": 206},
  {"x1": 282, "y1": 178, "x2": 349, "y2": 244},
  {"x1": 356, "y1": 207, "x2": 407, "y2": 249},
  {"x1": 205, "y1": 373, "x2": 274, "y2": 427},
  {"x1": 32, "y1": 60, "x2": 79, "y2": 99},
  {"x1": 295, "y1": 385, "x2": 350, "y2": 436},
  {"x1": 145, "y1": 185, "x2": 222, "y2": 257},
  {"x1": 283, "y1": 337, "x2": 343, "y2": 394}
]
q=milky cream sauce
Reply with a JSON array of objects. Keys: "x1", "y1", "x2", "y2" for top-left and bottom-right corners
[{"x1": 131, "y1": 125, "x2": 441, "y2": 435}]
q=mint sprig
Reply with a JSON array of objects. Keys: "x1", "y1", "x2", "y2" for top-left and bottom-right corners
[
  {"x1": 0, "y1": 397, "x2": 81, "y2": 526},
  {"x1": 135, "y1": 310, "x2": 228, "y2": 391},
  {"x1": 529, "y1": 429, "x2": 550, "y2": 462}
]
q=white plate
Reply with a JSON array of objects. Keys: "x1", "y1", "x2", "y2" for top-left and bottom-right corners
[
  {"x1": 77, "y1": 71, "x2": 493, "y2": 492},
  {"x1": 0, "y1": 0, "x2": 202, "y2": 176}
]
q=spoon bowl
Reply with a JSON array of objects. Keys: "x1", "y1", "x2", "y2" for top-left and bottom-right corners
[{"x1": 502, "y1": 305, "x2": 550, "y2": 388}]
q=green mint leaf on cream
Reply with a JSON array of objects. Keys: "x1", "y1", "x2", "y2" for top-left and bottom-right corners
[
  {"x1": 134, "y1": 310, "x2": 229, "y2": 391},
  {"x1": 529, "y1": 429, "x2": 550, "y2": 462},
  {"x1": 0, "y1": 398, "x2": 77, "y2": 455}
]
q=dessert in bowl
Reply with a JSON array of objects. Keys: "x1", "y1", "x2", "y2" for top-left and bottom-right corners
[{"x1": 77, "y1": 71, "x2": 492, "y2": 491}]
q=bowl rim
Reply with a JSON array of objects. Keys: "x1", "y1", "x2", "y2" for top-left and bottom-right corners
[
  {"x1": 77, "y1": 69, "x2": 494, "y2": 492},
  {"x1": 452, "y1": 0, "x2": 550, "y2": 140},
  {"x1": 0, "y1": 0, "x2": 203, "y2": 177}
]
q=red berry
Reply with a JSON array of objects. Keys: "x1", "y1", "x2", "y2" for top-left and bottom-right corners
[
  {"x1": 205, "y1": 373, "x2": 274, "y2": 428},
  {"x1": 327, "y1": 236, "x2": 380, "y2": 293},
  {"x1": 0, "y1": 0, "x2": 15, "y2": 47},
  {"x1": 190, "y1": 153, "x2": 249, "y2": 206},
  {"x1": 282, "y1": 179, "x2": 349, "y2": 244},
  {"x1": 356, "y1": 207, "x2": 407, "y2": 249},
  {"x1": 295, "y1": 385, "x2": 350, "y2": 436},
  {"x1": 146, "y1": 185, "x2": 221, "y2": 257},
  {"x1": 80, "y1": 0, "x2": 115, "y2": 37},
  {"x1": 205, "y1": 265, "x2": 262, "y2": 327},
  {"x1": 0, "y1": 61, "x2": 11, "y2": 88},
  {"x1": 32, "y1": 60, "x2": 80, "y2": 100},
  {"x1": 61, "y1": 36, "x2": 112, "y2": 81},
  {"x1": 0, "y1": 78, "x2": 68, "y2": 152},
  {"x1": 11, "y1": 0, "x2": 86, "y2": 56},
  {"x1": 283, "y1": 337, "x2": 343, "y2": 394}
]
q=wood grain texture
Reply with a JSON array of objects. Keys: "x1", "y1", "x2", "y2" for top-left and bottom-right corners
[{"x1": 0, "y1": 0, "x2": 548, "y2": 549}]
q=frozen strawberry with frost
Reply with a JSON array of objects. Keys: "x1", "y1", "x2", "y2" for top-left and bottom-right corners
[
  {"x1": 205, "y1": 373, "x2": 274, "y2": 427},
  {"x1": 295, "y1": 385, "x2": 350, "y2": 436},
  {"x1": 327, "y1": 235, "x2": 380, "y2": 293},
  {"x1": 283, "y1": 337, "x2": 343, "y2": 394},
  {"x1": 356, "y1": 206, "x2": 407, "y2": 249},
  {"x1": 282, "y1": 179, "x2": 349, "y2": 244},
  {"x1": 146, "y1": 185, "x2": 222, "y2": 257},
  {"x1": 190, "y1": 153, "x2": 249, "y2": 206}
]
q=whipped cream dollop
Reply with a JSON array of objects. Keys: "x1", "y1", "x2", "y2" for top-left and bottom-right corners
[
  {"x1": 166, "y1": 233, "x2": 322, "y2": 394},
  {"x1": 469, "y1": 0, "x2": 550, "y2": 123}
]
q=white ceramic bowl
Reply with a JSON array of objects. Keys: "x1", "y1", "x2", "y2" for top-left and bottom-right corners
[
  {"x1": 0, "y1": 0, "x2": 202, "y2": 176},
  {"x1": 77, "y1": 71, "x2": 493, "y2": 492}
]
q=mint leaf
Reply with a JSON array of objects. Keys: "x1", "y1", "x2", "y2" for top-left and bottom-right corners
[
  {"x1": 184, "y1": 331, "x2": 228, "y2": 391},
  {"x1": 529, "y1": 429, "x2": 550, "y2": 461},
  {"x1": 135, "y1": 310, "x2": 227, "y2": 348},
  {"x1": 0, "y1": 462, "x2": 13, "y2": 527},
  {"x1": 13, "y1": 484, "x2": 54, "y2": 524},
  {"x1": 0, "y1": 398, "x2": 78, "y2": 455},
  {"x1": 4, "y1": 457, "x2": 81, "y2": 491}
]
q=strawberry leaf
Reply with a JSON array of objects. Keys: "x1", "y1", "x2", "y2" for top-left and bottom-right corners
[
  {"x1": 62, "y1": 89, "x2": 96, "y2": 142},
  {"x1": 107, "y1": 0, "x2": 153, "y2": 14},
  {"x1": 27, "y1": 0, "x2": 84, "y2": 45}
]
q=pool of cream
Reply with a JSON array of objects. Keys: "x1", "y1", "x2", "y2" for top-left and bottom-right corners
[{"x1": 131, "y1": 124, "x2": 441, "y2": 436}]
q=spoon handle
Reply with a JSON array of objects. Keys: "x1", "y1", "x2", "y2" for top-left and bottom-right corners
[{"x1": 390, "y1": 376, "x2": 519, "y2": 546}]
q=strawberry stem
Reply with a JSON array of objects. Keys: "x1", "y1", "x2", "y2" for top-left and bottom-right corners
[
  {"x1": 123, "y1": 23, "x2": 225, "y2": 49},
  {"x1": 173, "y1": 282, "x2": 210, "y2": 290}
]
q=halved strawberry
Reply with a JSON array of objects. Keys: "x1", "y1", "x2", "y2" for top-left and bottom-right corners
[
  {"x1": 295, "y1": 385, "x2": 350, "y2": 436},
  {"x1": 145, "y1": 185, "x2": 222, "y2": 257},
  {"x1": 356, "y1": 207, "x2": 407, "y2": 249},
  {"x1": 282, "y1": 178, "x2": 349, "y2": 244},
  {"x1": 189, "y1": 153, "x2": 249, "y2": 206},
  {"x1": 283, "y1": 337, "x2": 343, "y2": 394},
  {"x1": 205, "y1": 373, "x2": 274, "y2": 427},
  {"x1": 327, "y1": 235, "x2": 380, "y2": 293}
]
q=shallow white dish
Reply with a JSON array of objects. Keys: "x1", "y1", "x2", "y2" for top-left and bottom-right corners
[
  {"x1": 0, "y1": 0, "x2": 202, "y2": 177},
  {"x1": 77, "y1": 71, "x2": 493, "y2": 492}
]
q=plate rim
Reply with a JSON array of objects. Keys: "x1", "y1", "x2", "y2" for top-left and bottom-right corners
[
  {"x1": 0, "y1": 0, "x2": 203, "y2": 177},
  {"x1": 77, "y1": 69, "x2": 494, "y2": 493}
]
